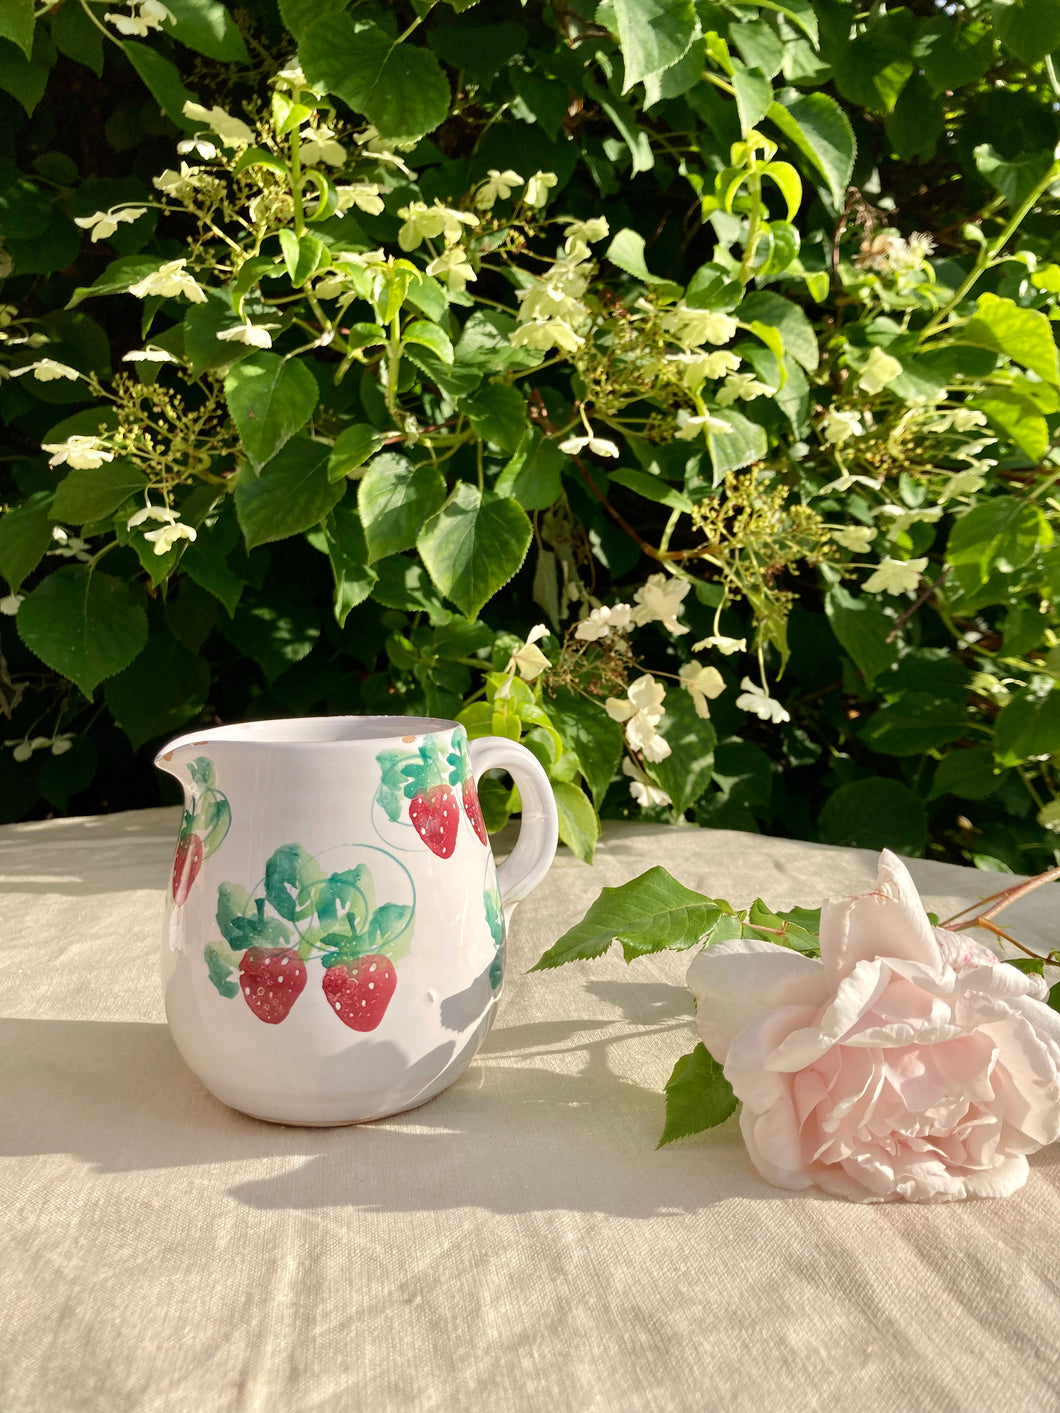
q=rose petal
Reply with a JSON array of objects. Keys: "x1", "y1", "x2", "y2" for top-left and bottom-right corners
[
  {"x1": 820, "y1": 850, "x2": 941, "y2": 986},
  {"x1": 686, "y1": 938, "x2": 828, "y2": 1063}
]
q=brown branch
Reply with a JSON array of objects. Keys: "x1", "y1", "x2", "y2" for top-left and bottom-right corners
[{"x1": 885, "y1": 565, "x2": 951, "y2": 643}]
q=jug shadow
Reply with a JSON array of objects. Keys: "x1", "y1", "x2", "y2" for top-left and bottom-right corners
[{"x1": 0, "y1": 1002, "x2": 807, "y2": 1217}]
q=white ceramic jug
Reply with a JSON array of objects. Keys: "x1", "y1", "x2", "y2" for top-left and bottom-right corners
[{"x1": 155, "y1": 715, "x2": 558, "y2": 1125}]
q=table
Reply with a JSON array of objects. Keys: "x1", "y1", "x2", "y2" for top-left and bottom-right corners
[{"x1": 3, "y1": 808, "x2": 1060, "y2": 1412}]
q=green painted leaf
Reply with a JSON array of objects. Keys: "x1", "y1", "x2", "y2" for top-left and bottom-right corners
[
  {"x1": 328, "y1": 425, "x2": 388, "y2": 482},
  {"x1": 234, "y1": 438, "x2": 342, "y2": 549},
  {"x1": 266, "y1": 842, "x2": 326, "y2": 921},
  {"x1": 994, "y1": 676, "x2": 1060, "y2": 767},
  {"x1": 825, "y1": 581, "x2": 897, "y2": 686},
  {"x1": 532, "y1": 866, "x2": 721, "y2": 969},
  {"x1": 104, "y1": 633, "x2": 210, "y2": 749},
  {"x1": 545, "y1": 687, "x2": 624, "y2": 807},
  {"x1": 659, "y1": 1043, "x2": 738, "y2": 1147},
  {"x1": 50, "y1": 460, "x2": 147, "y2": 525},
  {"x1": 417, "y1": 482, "x2": 532, "y2": 619},
  {"x1": 988, "y1": 0, "x2": 1060, "y2": 64},
  {"x1": 299, "y1": 16, "x2": 450, "y2": 143},
  {"x1": 819, "y1": 777, "x2": 927, "y2": 856},
  {"x1": 947, "y1": 499, "x2": 1049, "y2": 580},
  {"x1": 163, "y1": 0, "x2": 249, "y2": 62},
  {"x1": 649, "y1": 687, "x2": 716, "y2": 815},
  {"x1": 553, "y1": 780, "x2": 599, "y2": 863},
  {"x1": 224, "y1": 352, "x2": 319, "y2": 471},
  {"x1": 17, "y1": 566, "x2": 147, "y2": 696},
  {"x1": 611, "y1": 0, "x2": 696, "y2": 88},
  {"x1": 0, "y1": 0, "x2": 34, "y2": 58},
  {"x1": 358, "y1": 453, "x2": 447, "y2": 563},
  {"x1": 323, "y1": 500, "x2": 377, "y2": 627},
  {"x1": 0, "y1": 490, "x2": 53, "y2": 592},
  {"x1": 204, "y1": 945, "x2": 239, "y2": 998},
  {"x1": 959, "y1": 294, "x2": 1060, "y2": 387}
]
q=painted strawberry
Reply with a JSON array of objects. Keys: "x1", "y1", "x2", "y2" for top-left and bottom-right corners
[
  {"x1": 238, "y1": 947, "x2": 307, "y2": 1024},
  {"x1": 408, "y1": 784, "x2": 459, "y2": 858},
  {"x1": 462, "y1": 779, "x2": 488, "y2": 846},
  {"x1": 172, "y1": 833, "x2": 204, "y2": 906},
  {"x1": 323, "y1": 956, "x2": 397, "y2": 1031}
]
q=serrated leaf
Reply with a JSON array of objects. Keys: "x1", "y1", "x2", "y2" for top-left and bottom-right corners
[
  {"x1": 104, "y1": 633, "x2": 210, "y2": 749},
  {"x1": 994, "y1": 676, "x2": 1060, "y2": 767},
  {"x1": 648, "y1": 688, "x2": 716, "y2": 815},
  {"x1": 417, "y1": 482, "x2": 531, "y2": 619},
  {"x1": 605, "y1": 227, "x2": 682, "y2": 294},
  {"x1": 947, "y1": 498, "x2": 1048, "y2": 580},
  {"x1": 544, "y1": 686, "x2": 623, "y2": 807},
  {"x1": 738, "y1": 291, "x2": 818, "y2": 372},
  {"x1": 733, "y1": 65, "x2": 772, "y2": 136},
  {"x1": 299, "y1": 16, "x2": 450, "y2": 143},
  {"x1": 825, "y1": 582, "x2": 897, "y2": 686},
  {"x1": 17, "y1": 565, "x2": 147, "y2": 697},
  {"x1": 66, "y1": 255, "x2": 167, "y2": 309},
  {"x1": 50, "y1": 460, "x2": 147, "y2": 525},
  {"x1": 234, "y1": 438, "x2": 342, "y2": 549},
  {"x1": 0, "y1": 490, "x2": 53, "y2": 592},
  {"x1": 818, "y1": 777, "x2": 927, "y2": 856},
  {"x1": 462, "y1": 382, "x2": 527, "y2": 454},
  {"x1": 322, "y1": 500, "x2": 377, "y2": 627},
  {"x1": 403, "y1": 319, "x2": 454, "y2": 365},
  {"x1": 531, "y1": 866, "x2": 721, "y2": 969},
  {"x1": 658, "y1": 1043, "x2": 738, "y2": 1147},
  {"x1": 328, "y1": 425, "x2": 388, "y2": 482},
  {"x1": 611, "y1": 0, "x2": 696, "y2": 89},
  {"x1": 706, "y1": 407, "x2": 768, "y2": 480},
  {"x1": 553, "y1": 780, "x2": 599, "y2": 863},
  {"x1": 358, "y1": 452, "x2": 447, "y2": 563},
  {"x1": 224, "y1": 351, "x2": 318, "y2": 471},
  {"x1": 767, "y1": 95, "x2": 855, "y2": 210},
  {"x1": 973, "y1": 390, "x2": 1049, "y2": 462},
  {"x1": 958, "y1": 294, "x2": 1059, "y2": 386},
  {"x1": 163, "y1": 0, "x2": 248, "y2": 61}
]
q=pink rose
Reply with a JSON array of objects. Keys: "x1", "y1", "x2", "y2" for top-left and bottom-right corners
[{"x1": 686, "y1": 850, "x2": 1060, "y2": 1203}]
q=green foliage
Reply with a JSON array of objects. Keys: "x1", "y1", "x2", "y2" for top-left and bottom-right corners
[
  {"x1": 659, "y1": 1043, "x2": 738, "y2": 1147},
  {"x1": 0, "y1": 0, "x2": 1059, "y2": 875}
]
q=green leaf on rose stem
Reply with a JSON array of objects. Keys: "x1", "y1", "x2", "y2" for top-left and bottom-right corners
[
  {"x1": 0, "y1": 0, "x2": 34, "y2": 59},
  {"x1": 745, "y1": 898, "x2": 821, "y2": 953},
  {"x1": 957, "y1": 294, "x2": 1060, "y2": 386},
  {"x1": 766, "y1": 95, "x2": 855, "y2": 210},
  {"x1": 658, "y1": 1043, "x2": 738, "y2": 1148},
  {"x1": 402, "y1": 319, "x2": 454, "y2": 365},
  {"x1": 818, "y1": 777, "x2": 928, "y2": 857},
  {"x1": 358, "y1": 452, "x2": 447, "y2": 563},
  {"x1": 299, "y1": 15, "x2": 450, "y2": 143},
  {"x1": 610, "y1": 0, "x2": 696, "y2": 90},
  {"x1": 417, "y1": 482, "x2": 532, "y2": 620},
  {"x1": 544, "y1": 685, "x2": 624, "y2": 809},
  {"x1": 531, "y1": 867, "x2": 722, "y2": 970},
  {"x1": 224, "y1": 351, "x2": 319, "y2": 471},
  {"x1": 946, "y1": 498, "x2": 1049, "y2": 582},
  {"x1": 993, "y1": 675, "x2": 1060, "y2": 767},
  {"x1": 17, "y1": 565, "x2": 148, "y2": 698},
  {"x1": 553, "y1": 780, "x2": 599, "y2": 863},
  {"x1": 234, "y1": 438, "x2": 342, "y2": 549},
  {"x1": 50, "y1": 460, "x2": 147, "y2": 525},
  {"x1": 328, "y1": 425, "x2": 388, "y2": 482},
  {"x1": 0, "y1": 489, "x2": 53, "y2": 592},
  {"x1": 988, "y1": 0, "x2": 1060, "y2": 65},
  {"x1": 322, "y1": 500, "x2": 377, "y2": 627},
  {"x1": 824, "y1": 581, "x2": 898, "y2": 687},
  {"x1": 104, "y1": 633, "x2": 211, "y2": 749},
  {"x1": 162, "y1": 0, "x2": 249, "y2": 62},
  {"x1": 647, "y1": 688, "x2": 717, "y2": 816}
]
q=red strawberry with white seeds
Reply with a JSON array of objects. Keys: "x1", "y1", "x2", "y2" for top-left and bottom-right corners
[
  {"x1": 408, "y1": 784, "x2": 458, "y2": 858},
  {"x1": 172, "y1": 833, "x2": 204, "y2": 906},
  {"x1": 323, "y1": 956, "x2": 398, "y2": 1031},
  {"x1": 238, "y1": 947, "x2": 307, "y2": 1024},
  {"x1": 462, "y1": 779, "x2": 487, "y2": 846}
]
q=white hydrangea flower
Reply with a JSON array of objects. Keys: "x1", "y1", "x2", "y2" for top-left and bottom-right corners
[
  {"x1": 499, "y1": 624, "x2": 551, "y2": 687},
  {"x1": 735, "y1": 677, "x2": 790, "y2": 724},
  {"x1": 300, "y1": 125, "x2": 346, "y2": 166},
  {"x1": 474, "y1": 169, "x2": 523, "y2": 210},
  {"x1": 426, "y1": 245, "x2": 476, "y2": 293},
  {"x1": 104, "y1": 0, "x2": 173, "y2": 36},
  {"x1": 516, "y1": 282, "x2": 587, "y2": 324},
  {"x1": 176, "y1": 135, "x2": 217, "y2": 161},
  {"x1": 510, "y1": 319, "x2": 583, "y2": 353},
  {"x1": 144, "y1": 522, "x2": 197, "y2": 555},
  {"x1": 182, "y1": 101, "x2": 253, "y2": 148},
  {"x1": 153, "y1": 162, "x2": 206, "y2": 198},
  {"x1": 51, "y1": 733, "x2": 75, "y2": 756},
  {"x1": 863, "y1": 556, "x2": 928, "y2": 595},
  {"x1": 216, "y1": 323, "x2": 274, "y2": 349},
  {"x1": 128, "y1": 259, "x2": 207, "y2": 303},
  {"x1": 716, "y1": 372, "x2": 772, "y2": 407},
  {"x1": 397, "y1": 200, "x2": 479, "y2": 251},
  {"x1": 662, "y1": 305, "x2": 738, "y2": 347},
  {"x1": 524, "y1": 171, "x2": 558, "y2": 208},
  {"x1": 10, "y1": 359, "x2": 80, "y2": 382},
  {"x1": 952, "y1": 408, "x2": 988, "y2": 432},
  {"x1": 42, "y1": 435, "x2": 114, "y2": 470},
  {"x1": 675, "y1": 409, "x2": 733, "y2": 440},
  {"x1": 558, "y1": 430, "x2": 619, "y2": 458},
  {"x1": 335, "y1": 184, "x2": 385, "y2": 216},
  {"x1": 940, "y1": 469, "x2": 988, "y2": 501},
  {"x1": 669, "y1": 349, "x2": 742, "y2": 390},
  {"x1": 822, "y1": 408, "x2": 864, "y2": 444},
  {"x1": 605, "y1": 674, "x2": 671, "y2": 762},
  {"x1": 49, "y1": 525, "x2": 90, "y2": 560},
  {"x1": 622, "y1": 757, "x2": 671, "y2": 809},
  {"x1": 0, "y1": 593, "x2": 24, "y2": 616},
  {"x1": 74, "y1": 207, "x2": 147, "y2": 242},
  {"x1": 574, "y1": 603, "x2": 633, "y2": 641},
  {"x1": 631, "y1": 573, "x2": 690, "y2": 635},
  {"x1": 858, "y1": 346, "x2": 904, "y2": 395},
  {"x1": 692, "y1": 634, "x2": 746, "y2": 656},
  {"x1": 123, "y1": 345, "x2": 178, "y2": 363},
  {"x1": 830, "y1": 525, "x2": 877, "y2": 552},
  {"x1": 563, "y1": 216, "x2": 609, "y2": 244},
  {"x1": 679, "y1": 662, "x2": 726, "y2": 718}
]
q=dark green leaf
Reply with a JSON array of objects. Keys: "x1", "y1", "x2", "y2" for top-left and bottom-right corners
[
  {"x1": 17, "y1": 566, "x2": 147, "y2": 697},
  {"x1": 358, "y1": 452, "x2": 447, "y2": 563},
  {"x1": 0, "y1": 490, "x2": 53, "y2": 592},
  {"x1": 988, "y1": 0, "x2": 1060, "y2": 64},
  {"x1": 737, "y1": 291, "x2": 819, "y2": 372},
  {"x1": 658, "y1": 1043, "x2": 738, "y2": 1147},
  {"x1": 994, "y1": 676, "x2": 1060, "y2": 767},
  {"x1": 163, "y1": 0, "x2": 249, "y2": 62},
  {"x1": 706, "y1": 407, "x2": 769, "y2": 480},
  {"x1": 278, "y1": 228, "x2": 327, "y2": 286},
  {"x1": 225, "y1": 352, "x2": 319, "y2": 471},
  {"x1": 649, "y1": 687, "x2": 716, "y2": 815},
  {"x1": 859, "y1": 693, "x2": 967, "y2": 755},
  {"x1": 947, "y1": 498, "x2": 1048, "y2": 580},
  {"x1": 462, "y1": 382, "x2": 527, "y2": 454},
  {"x1": 323, "y1": 500, "x2": 377, "y2": 627},
  {"x1": 532, "y1": 866, "x2": 721, "y2": 969},
  {"x1": 217, "y1": 599, "x2": 319, "y2": 682},
  {"x1": 417, "y1": 483, "x2": 532, "y2": 619},
  {"x1": 819, "y1": 777, "x2": 927, "y2": 856},
  {"x1": 0, "y1": 0, "x2": 33, "y2": 58},
  {"x1": 929, "y1": 746, "x2": 1003, "y2": 801},
  {"x1": 732, "y1": 65, "x2": 772, "y2": 136},
  {"x1": 104, "y1": 633, "x2": 210, "y2": 749},
  {"x1": 66, "y1": 256, "x2": 165, "y2": 310},
  {"x1": 545, "y1": 685, "x2": 624, "y2": 808},
  {"x1": 234, "y1": 438, "x2": 342, "y2": 548},
  {"x1": 553, "y1": 780, "x2": 599, "y2": 863},
  {"x1": 51, "y1": 460, "x2": 147, "y2": 525},
  {"x1": 0, "y1": 33, "x2": 49, "y2": 114},
  {"x1": 611, "y1": 0, "x2": 696, "y2": 89},
  {"x1": 608, "y1": 467, "x2": 694, "y2": 512},
  {"x1": 328, "y1": 425, "x2": 388, "y2": 482},
  {"x1": 825, "y1": 581, "x2": 897, "y2": 686},
  {"x1": 494, "y1": 428, "x2": 564, "y2": 510},
  {"x1": 121, "y1": 42, "x2": 198, "y2": 130}
]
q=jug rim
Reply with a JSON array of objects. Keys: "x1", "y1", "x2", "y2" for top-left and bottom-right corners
[{"x1": 155, "y1": 714, "x2": 462, "y2": 765}]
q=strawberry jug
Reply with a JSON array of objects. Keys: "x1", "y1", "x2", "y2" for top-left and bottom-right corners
[{"x1": 155, "y1": 716, "x2": 558, "y2": 1125}]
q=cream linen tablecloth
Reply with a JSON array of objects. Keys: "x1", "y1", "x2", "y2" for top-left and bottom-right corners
[{"x1": 3, "y1": 807, "x2": 1060, "y2": 1413}]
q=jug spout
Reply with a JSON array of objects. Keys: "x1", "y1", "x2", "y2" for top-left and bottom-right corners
[{"x1": 154, "y1": 731, "x2": 220, "y2": 784}]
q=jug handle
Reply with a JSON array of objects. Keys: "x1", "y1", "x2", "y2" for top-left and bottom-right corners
[{"x1": 468, "y1": 737, "x2": 559, "y2": 916}]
